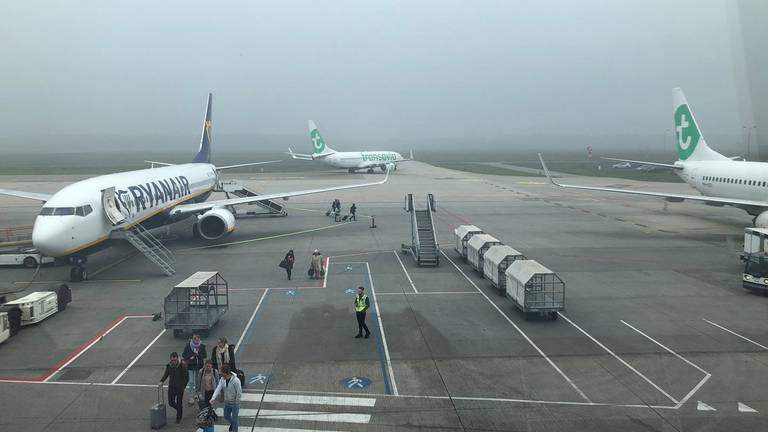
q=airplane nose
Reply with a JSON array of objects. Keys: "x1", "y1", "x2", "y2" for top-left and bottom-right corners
[{"x1": 32, "y1": 219, "x2": 66, "y2": 257}]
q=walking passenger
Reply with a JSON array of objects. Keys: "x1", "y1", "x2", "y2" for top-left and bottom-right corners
[
  {"x1": 211, "y1": 337, "x2": 237, "y2": 373},
  {"x1": 354, "y1": 286, "x2": 371, "y2": 339},
  {"x1": 350, "y1": 203, "x2": 357, "y2": 221},
  {"x1": 159, "y1": 352, "x2": 188, "y2": 424},
  {"x1": 210, "y1": 365, "x2": 242, "y2": 432},
  {"x1": 197, "y1": 359, "x2": 219, "y2": 408},
  {"x1": 310, "y1": 249, "x2": 324, "y2": 280},
  {"x1": 182, "y1": 334, "x2": 207, "y2": 405},
  {"x1": 283, "y1": 249, "x2": 295, "y2": 280}
]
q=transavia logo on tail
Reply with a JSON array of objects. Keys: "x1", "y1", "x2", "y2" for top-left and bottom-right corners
[
  {"x1": 311, "y1": 129, "x2": 326, "y2": 153},
  {"x1": 674, "y1": 104, "x2": 700, "y2": 160}
]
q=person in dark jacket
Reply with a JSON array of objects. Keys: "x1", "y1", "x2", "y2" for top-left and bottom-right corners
[
  {"x1": 283, "y1": 250, "x2": 295, "y2": 280},
  {"x1": 159, "y1": 352, "x2": 189, "y2": 423},
  {"x1": 182, "y1": 334, "x2": 207, "y2": 405},
  {"x1": 354, "y1": 286, "x2": 371, "y2": 339},
  {"x1": 211, "y1": 336, "x2": 237, "y2": 373},
  {"x1": 350, "y1": 203, "x2": 357, "y2": 221}
]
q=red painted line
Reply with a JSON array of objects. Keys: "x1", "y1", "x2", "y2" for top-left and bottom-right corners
[
  {"x1": 440, "y1": 207, "x2": 472, "y2": 225},
  {"x1": 0, "y1": 314, "x2": 148, "y2": 382}
]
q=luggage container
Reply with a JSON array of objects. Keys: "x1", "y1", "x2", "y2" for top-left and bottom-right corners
[
  {"x1": 467, "y1": 234, "x2": 501, "y2": 272},
  {"x1": 740, "y1": 228, "x2": 768, "y2": 292},
  {"x1": 483, "y1": 245, "x2": 526, "y2": 292},
  {"x1": 0, "y1": 312, "x2": 9, "y2": 345},
  {"x1": 165, "y1": 271, "x2": 229, "y2": 338},
  {"x1": 505, "y1": 260, "x2": 564, "y2": 320},
  {"x1": 454, "y1": 225, "x2": 483, "y2": 259},
  {"x1": 5, "y1": 292, "x2": 59, "y2": 325},
  {"x1": 0, "y1": 305, "x2": 22, "y2": 337}
]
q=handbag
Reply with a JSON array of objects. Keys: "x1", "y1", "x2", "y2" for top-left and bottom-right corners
[
  {"x1": 279, "y1": 259, "x2": 288, "y2": 269},
  {"x1": 320, "y1": 267, "x2": 325, "y2": 277},
  {"x1": 308, "y1": 267, "x2": 314, "y2": 277}
]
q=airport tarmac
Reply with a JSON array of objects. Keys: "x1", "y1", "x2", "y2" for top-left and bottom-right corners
[{"x1": 1, "y1": 161, "x2": 767, "y2": 431}]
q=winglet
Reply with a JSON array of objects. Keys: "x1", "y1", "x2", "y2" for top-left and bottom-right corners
[{"x1": 537, "y1": 153, "x2": 559, "y2": 186}]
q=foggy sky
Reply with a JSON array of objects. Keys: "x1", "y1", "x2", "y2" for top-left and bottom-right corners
[{"x1": 0, "y1": 1, "x2": 746, "y2": 153}]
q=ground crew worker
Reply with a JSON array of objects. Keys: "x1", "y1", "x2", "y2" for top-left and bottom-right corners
[
  {"x1": 350, "y1": 203, "x2": 357, "y2": 221},
  {"x1": 354, "y1": 286, "x2": 370, "y2": 338}
]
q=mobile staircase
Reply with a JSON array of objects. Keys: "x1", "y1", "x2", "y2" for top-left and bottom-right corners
[
  {"x1": 219, "y1": 180, "x2": 287, "y2": 217},
  {"x1": 402, "y1": 193, "x2": 439, "y2": 267},
  {"x1": 124, "y1": 224, "x2": 176, "y2": 276}
]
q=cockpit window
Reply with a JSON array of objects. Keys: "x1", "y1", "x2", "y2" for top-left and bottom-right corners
[
  {"x1": 40, "y1": 205, "x2": 92, "y2": 217},
  {"x1": 54, "y1": 207, "x2": 75, "y2": 215}
]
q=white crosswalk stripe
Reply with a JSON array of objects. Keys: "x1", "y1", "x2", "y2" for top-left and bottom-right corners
[{"x1": 210, "y1": 391, "x2": 377, "y2": 430}]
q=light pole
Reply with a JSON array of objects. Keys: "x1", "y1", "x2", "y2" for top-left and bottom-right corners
[{"x1": 747, "y1": 125, "x2": 757, "y2": 161}]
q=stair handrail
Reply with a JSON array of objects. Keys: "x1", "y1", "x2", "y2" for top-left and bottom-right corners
[{"x1": 131, "y1": 224, "x2": 175, "y2": 263}]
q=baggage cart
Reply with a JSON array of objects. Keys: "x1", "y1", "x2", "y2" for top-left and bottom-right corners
[
  {"x1": 505, "y1": 260, "x2": 564, "y2": 320},
  {"x1": 483, "y1": 245, "x2": 526, "y2": 293},
  {"x1": 467, "y1": 234, "x2": 501, "y2": 272},
  {"x1": 454, "y1": 225, "x2": 483, "y2": 259},
  {"x1": 165, "y1": 272, "x2": 228, "y2": 338}
]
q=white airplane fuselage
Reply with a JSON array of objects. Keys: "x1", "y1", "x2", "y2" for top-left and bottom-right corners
[
  {"x1": 680, "y1": 160, "x2": 768, "y2": 205},
  {"x1": 32, "y1": 163, "x2": 217, "y2": 257},
  {"x1": 319, "y1": 151, "x2": 404, "y2": 170}
]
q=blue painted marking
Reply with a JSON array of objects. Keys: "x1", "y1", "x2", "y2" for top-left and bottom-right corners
[
  {"x1": 286, "y1": 290, "x2": 296, "y2": 296},
  {"x1": 248, "y1": 373, "x2": 271, "y2": 385},
  {"x1": 344, "y1": 288, "x2": 356, "y2": 294},
  {"x1": 340, "y1": 376, "x2": 371, "y2": 389},
  {"x1": 237, "y1": 290, "x2": 271, "y2": 354}
]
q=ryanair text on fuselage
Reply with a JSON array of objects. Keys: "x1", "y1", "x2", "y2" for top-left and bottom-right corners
[{"x1": 115, "y1": 175, "x2": 192, "y2": 216}]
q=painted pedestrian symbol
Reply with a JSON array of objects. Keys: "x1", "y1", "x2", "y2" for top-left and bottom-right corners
[
  {"x1": 340, "y1": 376, "x2": 371, "y2": 389},
  {"x1": 248, "y1": 373, "x2": 271, "y2": 385},
  {"x1": 345, "y1": 266, "x2": 353, "y2": 272},
  {"x1": 286, "y1": 290, "x2": 296, "y2": 296},
  {"x1": 345, "y1": 288, "x2": 356, "y2": 294}
]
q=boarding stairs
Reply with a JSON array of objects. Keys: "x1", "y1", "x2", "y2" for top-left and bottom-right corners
[
  {"x1": 124, "y1": 224, "x2": 176, "y2": 276},
  {"x1": 219, "y1": 180, "x2": 287, "y2": 217},
  {"x1": 402, "y1": 193, "x2": 439, "y2": 267}
]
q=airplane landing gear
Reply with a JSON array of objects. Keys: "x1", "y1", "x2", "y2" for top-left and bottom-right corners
[
  {"x1": 69, "y1": 256, "x2": 88, "y2": 282},
  {"x1": 348, "y1": 168, "x2": 356, "y2": 173},
  {"x1": 367, "y1": 168, "x2": 375, "y2": 174}
]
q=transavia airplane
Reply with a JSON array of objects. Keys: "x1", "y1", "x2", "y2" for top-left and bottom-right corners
[
  {"x1": 0, "y1": 94, "x2": 388, "y2": 281},
  {"x1": 539, "y1": 87, "x2": 768, "y2": 227},
  {"x1": 287, "y1": 120, "x2": 413, "y2": 173}
]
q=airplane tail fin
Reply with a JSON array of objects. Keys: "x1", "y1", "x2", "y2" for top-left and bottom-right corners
[
  {"x1": 192, "y1": 93, "x2": 213, "y2": 164},
  {"x1": 308, "y1": 120, "x2": 335, "y2": 157},
  {"x1": 672, "y1": 88, "x2": 726, "y2": 162}
]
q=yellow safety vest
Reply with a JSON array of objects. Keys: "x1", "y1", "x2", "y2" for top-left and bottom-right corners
[{"x1": 355, "y1": 294, "x2": 368, "y2": 312}]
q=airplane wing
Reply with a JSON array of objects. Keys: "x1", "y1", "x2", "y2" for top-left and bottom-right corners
[
  {"x1": 145, "y1": 160, "x2": 174, "y2": 167},
  {"x1": 286, "y1": 148, "x2": 314, "y2": 161},
  {"x1": 538, "y1": 154, "x2": 768, "y2": 209},
  {"x1": 170, "y1": 170, "x2": 390, "y2": 216},
  {"x1": 600, "y1": 157, "x2": 681, "y2": 170},
  {"x1": 0, "y1": 188, "x2": 52, "y2": 202},
  {"x1": 217, "y1": 160, "x2": 282, "y2": 170}
]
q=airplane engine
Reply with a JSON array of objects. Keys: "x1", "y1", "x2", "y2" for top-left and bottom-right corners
[
  {"x1": 382, "y1": 163, "x2": 396, "y2": 172},
  {"x1": 755, "y1": 211, "x2": 768, "y2": 228},
  {"x1": 197, "y1": 208, "x2": 236, "y2": 240}
]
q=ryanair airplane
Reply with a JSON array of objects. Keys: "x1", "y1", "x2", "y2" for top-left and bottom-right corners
[
  {"x1": 287, "y1": 120, "x2": 412, "y2": 173},
  {"x1": 0, "y1": 94, "x2": 388, "y2": 279}
]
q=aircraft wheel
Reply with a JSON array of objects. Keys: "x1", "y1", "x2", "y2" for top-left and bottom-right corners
[
  {"x1": 23, "y1": 256, "x2": 37, "y2": 268},
  {"x1": 367, "y1": 168, "x2": 374, "y2": 174}
]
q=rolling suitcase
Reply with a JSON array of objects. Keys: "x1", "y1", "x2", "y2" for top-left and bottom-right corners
[
  {"x1": 150, "y1": 385, "x2": 166, "y2": 429},
  {"x1": 236, "y1": 369, "x2": 246, "y2": 388}
]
